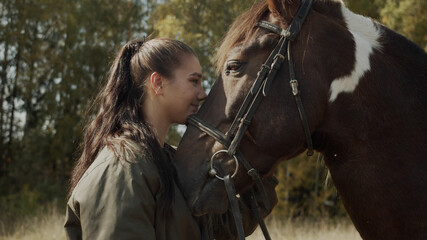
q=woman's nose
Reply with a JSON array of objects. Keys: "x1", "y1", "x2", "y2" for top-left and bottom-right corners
[{"x1": 198, "y1": 88, "x2": 207, "y2": 101}]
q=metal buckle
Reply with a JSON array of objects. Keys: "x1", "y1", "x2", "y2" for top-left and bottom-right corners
[
  {"x1": 281, "y1": 29, "x2": 291, "y2": 38},
  {"x1": 274, "y1": 53, "x2": 285, "y2": 61},
  {"x1": 290, "y1": 79, "x2": 299, "y2": 96},
  {"x1": 209, "y1": 150, "x2": 239, "y2": 180}
]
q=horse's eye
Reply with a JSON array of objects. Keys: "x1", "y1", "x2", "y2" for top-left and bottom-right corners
[{"x1": 225, "y1": 60, "x2": 243, "y2": 74}]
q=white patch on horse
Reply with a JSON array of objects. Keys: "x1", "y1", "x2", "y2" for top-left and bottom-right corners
[{"x1": 329, "y1": 3, "x2": 382, "y2": 102}]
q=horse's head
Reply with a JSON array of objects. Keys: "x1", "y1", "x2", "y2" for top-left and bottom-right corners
[{"x1": 175, "y1": 0, "x2": 354, "y2": 215}]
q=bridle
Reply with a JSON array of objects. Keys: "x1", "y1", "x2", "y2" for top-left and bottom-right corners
[{"x1": 187, "y1": 0, "x2": 314, "y2": 239}]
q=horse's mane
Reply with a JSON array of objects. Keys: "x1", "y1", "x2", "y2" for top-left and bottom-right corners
[
  {"x1": 378, "y1": 23, "x2": 427, "y2": 70},
  {"x1": 214, "y1": 0, "x2": 331, "y2": 74},
  {"x1": 215, "y1": 1, "x2": 269, "y2": 74}
]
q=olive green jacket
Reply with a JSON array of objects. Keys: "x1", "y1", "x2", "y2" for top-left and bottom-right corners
[{"x1": 64, "y1": 146, "x2": 277, "y2": 240}]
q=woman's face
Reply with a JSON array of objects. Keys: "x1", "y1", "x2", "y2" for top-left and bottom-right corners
[{"x1": 162, "y1": 54, "x2": 207, "y2": 124}]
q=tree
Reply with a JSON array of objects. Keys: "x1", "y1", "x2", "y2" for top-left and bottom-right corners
[
  {"x1": 274, "y1": 153, "x2": 347, "y2": 218},
  {"x1": 344, "y1": 0, "x2": 386, "y2": 20},
  {"x1": 380, "y1": 0, "x2": 427, "y2": 51},
  {"x1": 0, "y1": 0, "x2": 151, "y2": 203}
]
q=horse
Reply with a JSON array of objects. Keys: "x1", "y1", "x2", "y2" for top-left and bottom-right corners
[{"x1": 174, "y1": 0, "x2": 427, "y2": 239}]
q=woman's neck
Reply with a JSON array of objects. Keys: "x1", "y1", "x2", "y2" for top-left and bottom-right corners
[{"x1": 142, "y1": 98, "x2": 170, "y2": 146}]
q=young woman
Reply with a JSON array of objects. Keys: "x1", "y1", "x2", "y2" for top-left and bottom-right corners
[{"x1": 64, "y1": 38, "x2": 277, "y2": 240}]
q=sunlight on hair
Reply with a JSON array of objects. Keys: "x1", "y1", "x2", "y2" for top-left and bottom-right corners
[{"x1": 107, "y1": 136, "x2": 145, "y2": 162}]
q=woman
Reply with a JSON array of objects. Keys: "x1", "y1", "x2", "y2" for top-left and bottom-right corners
[{"x1": 64, "y1": 38, "x2": 277, "y2": 240}]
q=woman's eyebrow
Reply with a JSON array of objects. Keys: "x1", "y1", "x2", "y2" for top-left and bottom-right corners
[{"x1": 188, "y1": 72, "x2": 203, "y2": 78}]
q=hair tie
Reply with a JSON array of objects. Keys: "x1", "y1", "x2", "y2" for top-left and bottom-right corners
[{"x1": 126, "y1": 37, "x2": 146, "y2": 58}]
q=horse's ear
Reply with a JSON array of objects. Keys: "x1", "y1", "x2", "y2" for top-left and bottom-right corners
[
  {"x1": 266, "y1": 0, "x2": 282, "y2": 15},
  {"x1": 266, "y1": 0, "x2": 300, "y2": 20}
]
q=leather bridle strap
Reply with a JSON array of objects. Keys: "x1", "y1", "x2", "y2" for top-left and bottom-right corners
[
  {"x1": 187, "y1": 115, "x2": 230, "y2": 146},
  {"x1": 236, "y1": 151, "x2": 271, "y2": 211},
  {"x1": 248, "y1": 188, "x2": 271, "y2": 240},
  {"x1": 287, "y1": 0, "x2": 313, "y2": 41},
  {"x1": 287, "y1": 41, "x2": 314, "y2": 156},
  {"x1": 224, "y1": 175, "x2": 272, "y2": 240},
  {"x1": 224, "y1": 175, "x2": 246, "y2": 240}
]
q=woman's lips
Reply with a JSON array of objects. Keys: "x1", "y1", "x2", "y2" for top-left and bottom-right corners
[{"x1": 190, "y1": 104, "x2": 199, "y2": 112}]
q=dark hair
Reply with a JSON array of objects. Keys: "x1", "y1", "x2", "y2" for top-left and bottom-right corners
[{"x1": 70, "y1": 38, "x2": 196, "y2": 217}]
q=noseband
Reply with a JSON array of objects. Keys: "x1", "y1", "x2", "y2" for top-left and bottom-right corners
[{"x1": 188, "y1": 0, "x2": 313, "y2": 239}]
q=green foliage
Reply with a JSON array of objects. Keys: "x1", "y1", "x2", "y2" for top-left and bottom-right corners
[
  {"x1": 0, "y1": 185, "x2": 41, "y2": 218},
  {"x1": 0, "y1": 184, "x2": 65, "y2": 233},
  {"x1": 166, "y1": 124, "x2": 184, "y2": 147},
  {"x1": 273, "y1": 153, "x2": 347, "y2": 218},
  {"x1": 344, "y1": 0, "x2": 386, "y2": 20},
  {"x1": 151, "y1": 0, "x2": 256, "y2": 83},
  {"x1": 380, "y1": 0, "x2": 427, "y2": 51}
]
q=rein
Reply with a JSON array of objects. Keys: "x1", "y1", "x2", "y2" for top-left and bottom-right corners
[{"x1": 188, "y1": 0, "x2": 313, "y2": 239}]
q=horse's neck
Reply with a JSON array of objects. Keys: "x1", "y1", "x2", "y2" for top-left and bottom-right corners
[
  {"x1": 314, "y1": 93, "x2": 427, "y2": 239},
  {"x1": 311, "y1": 13, "x2": 427, "y2": 236},
  {"x1": 323, "y1": 149, "x2": 427, "y2": 239},
  {"x1": 373, "y1": 23, "x2": 427, "y2": 79}
]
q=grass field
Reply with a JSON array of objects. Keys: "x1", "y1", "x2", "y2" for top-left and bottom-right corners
[
  {"x1": 0, "y1": 205, "x2": 66, "y2": 240},
  {"x1": 0, "y1": 207, "x2": 361, "y2": 240},
  {"x1": 248, "y1": 217, "x2": 362, "y2": 240}
]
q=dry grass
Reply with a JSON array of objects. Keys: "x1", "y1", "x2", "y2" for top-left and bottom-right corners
[
  {"x1": 0, "y1": 205, "x2": 66, "y2": 240},
  {"x1": 0, "y1": 206, "x2": 361, "y2": 240},
  {"x1": 248, "y1": 217, "x2": 362, "y2": 240}
]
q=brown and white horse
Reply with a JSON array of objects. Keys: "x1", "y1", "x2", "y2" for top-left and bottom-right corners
[{"x1": 174, "y1": 0, "x2": 427, "y2": 239}]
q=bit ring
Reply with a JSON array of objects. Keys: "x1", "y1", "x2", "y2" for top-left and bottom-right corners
[{"x1": 209, "y1": 150, "x2": 239, "y2": 181}]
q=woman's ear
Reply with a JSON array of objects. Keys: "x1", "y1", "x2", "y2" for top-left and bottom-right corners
[{"x1": 150, "y1": 72, "x2": 163, "y2": 95}]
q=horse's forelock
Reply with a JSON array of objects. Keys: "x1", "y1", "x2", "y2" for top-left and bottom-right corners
[{"x1": 215, "y1": 1, "x2": 269, "y2": 74}]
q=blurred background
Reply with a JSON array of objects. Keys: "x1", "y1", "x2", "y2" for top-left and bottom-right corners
[{"x1": 0, "y1": 0, "x2": 425, "y2": 239}]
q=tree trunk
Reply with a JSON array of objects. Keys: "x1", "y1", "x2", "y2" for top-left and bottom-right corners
[
  {"x1": 7, "y1": 44, "x2": 20, "y2": 155},
  {"x1": 0, "y1": 39, "x2": 9, "y2": 178},
  {"x1": 0, "y1": 2, "x2": 11, "y2": 177}
]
